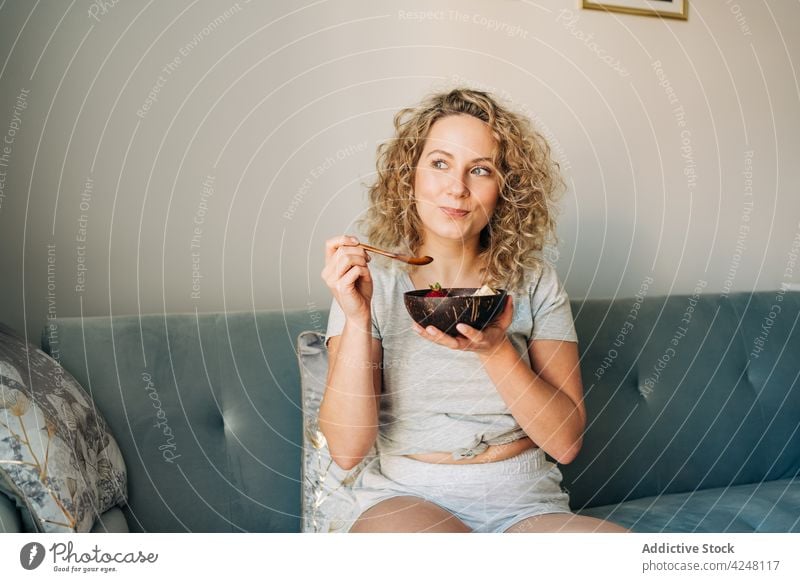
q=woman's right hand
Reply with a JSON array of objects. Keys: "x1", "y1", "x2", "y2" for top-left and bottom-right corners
[{"x1": 321, "y1": 235, "x2": 373, "y2": 321}]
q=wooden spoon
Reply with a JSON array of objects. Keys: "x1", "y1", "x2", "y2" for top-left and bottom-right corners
[{"x1": 357, "y1": 243, "x2": 433, "y2": 265}]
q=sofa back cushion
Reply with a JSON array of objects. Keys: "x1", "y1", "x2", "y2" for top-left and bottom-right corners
[
  {"x1": 561, "y1": 290, "x2": 800, "y2": 509},
  {"x1": 42, "y1": 310, "x2": 314, "y2": 532}
]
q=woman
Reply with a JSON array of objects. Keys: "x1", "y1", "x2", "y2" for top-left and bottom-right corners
[{"x1": 320, "y1": 88, "x2": 628, "y2": 533}]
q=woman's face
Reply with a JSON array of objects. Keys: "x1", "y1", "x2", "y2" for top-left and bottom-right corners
[{"x1": 412, "y1": 114, "x2": 500, "y2": 245}]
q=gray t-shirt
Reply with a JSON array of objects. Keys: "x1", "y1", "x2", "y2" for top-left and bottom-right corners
[{"x1": 324, "y1": 257, "x2": 578, "y2": 460}]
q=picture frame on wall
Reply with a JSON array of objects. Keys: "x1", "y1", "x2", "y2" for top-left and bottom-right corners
[{"x1": 582, "y1": 0, "x2": 689, "y2": 21}]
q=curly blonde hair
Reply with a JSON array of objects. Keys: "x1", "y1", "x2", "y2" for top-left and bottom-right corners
[{"x1": 357, "y1": 87, "x2": 565, "y2": 294}]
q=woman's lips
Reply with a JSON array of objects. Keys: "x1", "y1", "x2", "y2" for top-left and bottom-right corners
[{"x1": 440, "y1": 207, "x2": 470, "y2": 218}]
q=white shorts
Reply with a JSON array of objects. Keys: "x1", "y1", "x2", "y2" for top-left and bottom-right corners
[{"x1": 341, "y1": 446, "x2": 573, "y2": 533}]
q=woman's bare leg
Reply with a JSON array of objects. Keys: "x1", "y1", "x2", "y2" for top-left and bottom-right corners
[
  {"x1": 503, "y1": 513, "x2": 630, "y2": 533},
  {"x1": 349, "y1": 496, "x2": 472, "y2": 533}
]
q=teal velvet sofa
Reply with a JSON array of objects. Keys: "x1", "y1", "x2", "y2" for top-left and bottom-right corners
[{"x1": 2, "y1": 290, "x2": 798, "y2": 532}]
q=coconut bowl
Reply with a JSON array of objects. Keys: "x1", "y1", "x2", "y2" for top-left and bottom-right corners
[{"x1": 403, "y1": 288, "x2": 507, "y2": 337}]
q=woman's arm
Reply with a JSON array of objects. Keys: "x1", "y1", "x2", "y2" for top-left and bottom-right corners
[
  {"x1": 318, "y1": 323, "x2": 383, "y2": 471},
  {"x1": 411, "y1": 294, "x2": 586, "y2": 464},
  {"x1": 318, "y1": 235, "x2": 382, "y2": 471},
  {"x1": 477, "y1": 338, "x2": 585, "y2": 464}
]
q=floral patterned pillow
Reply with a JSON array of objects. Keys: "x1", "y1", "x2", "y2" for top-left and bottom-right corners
[
  {"x1": 0, "y1": 323, "x2": 127, "y2": 532},
  {"x1": 297, "y1": 331, "x2": 375, "y2": 533}
]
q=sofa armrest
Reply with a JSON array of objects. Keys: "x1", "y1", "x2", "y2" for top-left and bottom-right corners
[{"x1": 0, "y1": 491, "x2": 23, "y2": 533}]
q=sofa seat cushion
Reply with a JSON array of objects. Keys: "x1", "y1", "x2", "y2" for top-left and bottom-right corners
[
  {"x1": 579, "y1": 478, "x2": 800, "y2": 532},
  {"x1": 89, "y1": 507, "x2": 130, "y2": 533}
]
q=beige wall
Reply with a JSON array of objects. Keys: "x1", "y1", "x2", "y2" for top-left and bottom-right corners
[{"x1": 0, "y1": 0, "x2": 798, "y2": 340}]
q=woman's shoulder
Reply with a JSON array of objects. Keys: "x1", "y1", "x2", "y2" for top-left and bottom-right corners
[{"x1": 518, "y1": 256, "x2": 560, "y2": 294}]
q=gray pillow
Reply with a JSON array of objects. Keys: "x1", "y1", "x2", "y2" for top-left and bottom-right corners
[
  {"x1": 297, "y1": 331, "x2": 375, "y2": 533},
  {"x1": 0, "y1": 323, "x2": 127, "y2": 532}
]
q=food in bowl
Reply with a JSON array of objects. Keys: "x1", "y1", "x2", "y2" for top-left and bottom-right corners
[
  {"x1": 404, "y1": 285, "x2": 507, "y2": 337},
  {"x1": 424, "y1": 282, "x2": 497, "y2": 298},
  {"x1": 472, "y1": 284, "x2": 498, "y2": 296},
  {"x1": 424, "y1": 282, "x2": 448, "y2": 298}
]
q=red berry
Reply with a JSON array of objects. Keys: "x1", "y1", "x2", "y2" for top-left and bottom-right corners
[{"x1": 424, "y1": 282, "x2": 447, "y2": 298}]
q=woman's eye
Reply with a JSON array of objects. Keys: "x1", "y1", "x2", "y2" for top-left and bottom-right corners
[{"x1": 429, "y1": 160, "x2": 491, "y2": 176}]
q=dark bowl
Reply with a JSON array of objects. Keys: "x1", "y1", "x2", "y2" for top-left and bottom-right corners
[{"x1": 403, "y1": 288, "x2": 508, "y2": 337}]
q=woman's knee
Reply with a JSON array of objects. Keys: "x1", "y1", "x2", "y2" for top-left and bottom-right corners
[{"x1": 349, "y1": 496, "x2": 472, "y2": 533}]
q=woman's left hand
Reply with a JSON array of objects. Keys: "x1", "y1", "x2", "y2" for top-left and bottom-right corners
[{"x1": 412, "y1": 294, "x2": 514, "y2": 356}]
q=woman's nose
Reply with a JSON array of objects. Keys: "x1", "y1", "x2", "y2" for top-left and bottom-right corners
[{"x1": 447, "y1": 174, "x2": 469, "y2": 197}]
